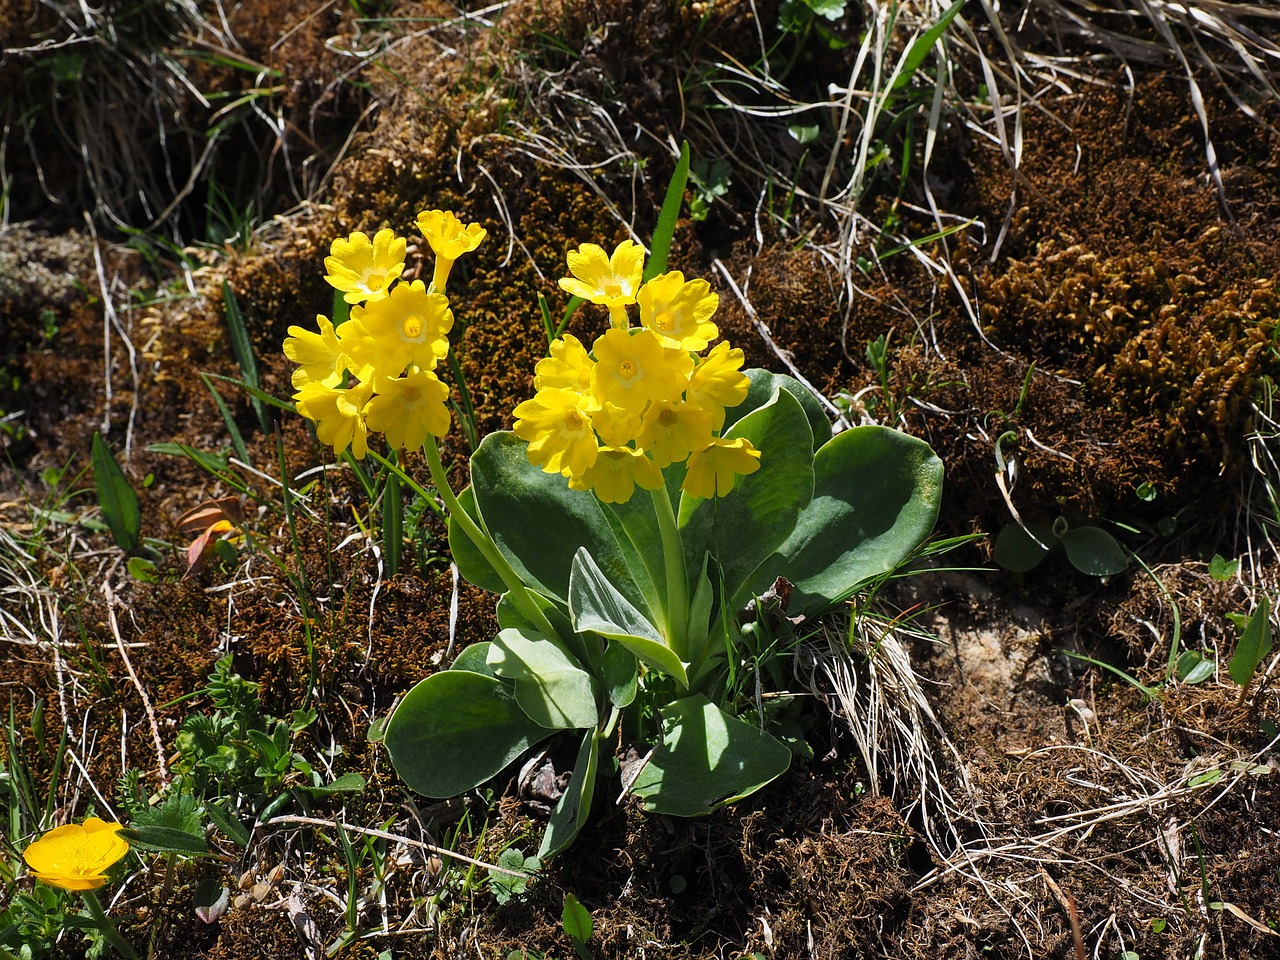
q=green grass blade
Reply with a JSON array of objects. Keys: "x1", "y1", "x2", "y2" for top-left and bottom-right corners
[
  {"x1": 202, "y1": 372, "x2": 296, "y2": 413},
  {"x1": 222, "y1": 281, "x2": 269, "y2": 433},
  {"x1": 91, "y1": 431, "x2": 141, "y2": 551},
  {"x1": 891, "y1": 0, "x2": 966, "y2": 93},
  {"x1": 644, "y1": 141, "x2": 691, "y2": 283},
  {"x1": 383, "y1": 468, "x2": 403, "y2": 577},
  {"x1": 200, "y1": 373, "x2": 250, "y2": 465}
]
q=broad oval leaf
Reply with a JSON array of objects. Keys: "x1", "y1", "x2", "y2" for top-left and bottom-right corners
[
  {"x1": 384, "y1": 670, "x2": 553, "y2": 798},
  {"x1": 470, "y1": 432, "x2": 651, "y2": 615},
  {"x1": 1229, "y1": 596, "x2": 1273, "y2": 688},
  {"x1": 487, "y1": 628, "x2": 599, "y2": 730},
  {"x1": 1060, "y1": 526, "x2": 1127, "y2": 577},
  {"x1": 722, "y1": 369, "x2": 832, "y2": 451},
  {"x1": 993, "y1": 521, "x2": 1055, "y2": 573},
  {"x1": 679, "y1": 389, "x2": 815, "y2": 610},
  {"x1": 629, "y1": 694, "x2": 792, "y2": 817},
  {"x1": 770, "y1": 425, "x2": 943, "y2": 617},
  {"x1": 448, "y1": 485, "x2": 505, "y2": 594},
  {"x1": 569, "y1": 548, "x2": 688, "y2": 686}
]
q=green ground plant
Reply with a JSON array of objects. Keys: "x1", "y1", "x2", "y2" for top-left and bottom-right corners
[{"x1": 277, "y1": 152, "x2": 944, "y2": 858}]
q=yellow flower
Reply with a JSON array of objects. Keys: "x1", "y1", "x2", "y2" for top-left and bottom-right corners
[
  {"x1": 686, "y1": 340, "x2": 749, "y2": 429},
  {"x1": 284, "y1": 314, "x2": 346, "y2": 389},
  {"x1": 23, "y1": 817, "x2": 129, "y2": 891},
  {"x1": 364, "y1": 367, "x2": 452, "y2": 449},
  {"x1": 294, "y1": 380, "x2": 373, "y2": 459},
  {"x1": 636, "y1": 271, "x2": 719, "y2": 350},
  {"x1": 416, "y1": 210, "x2": 487, "y2": 294},
  {"x1": 559, "y1": 240, "x2": 645, "y2": 324},
  {"x1": 590, "y1": 328, "x2": 689, "y2": 415},
  {"x1": 513, "y1": 388, "x2": 599, "y2": 478},
  {"x1": 344, "y1": 280, "x2": 453, "y2": 381},
  {"x1": 324, "y1": 228, "x2": 406, "y2": 305},
  {"x1": 534, "y1": 334, "x2": 595, "y2": 394},
  {"x1": 682, "y1": 436, "x2": 761, "y2": 499},
  {"x1": 590, "y1": 400, "x2": 643, "y2": 447},
  {"x1": 569, "y1": 445, "x2": 664, "y2": 504},
  {"x1": 637, "y1": 399, "x2": 713, "y2": 468}
]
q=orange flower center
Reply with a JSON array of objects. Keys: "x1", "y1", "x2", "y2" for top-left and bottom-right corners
[
  {"x1": 602, "y1": 280, "x2": 624, "y2": 298},
  {"x1": 658, "y1": 407, "x2": 678, "y2": 427},
  {"x1": 618, "y1": 360, "x2": 637, "y2": 380},
  {"x1": 402, "y1": 385, "x2": 422, "y2": 403},
  {"x1": 402, "y1": 316, "x2": 423, "y2": 339}
]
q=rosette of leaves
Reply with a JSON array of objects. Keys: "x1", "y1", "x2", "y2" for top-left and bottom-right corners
[{"x1": 383, "y1": 370, "x2": 943, "y2": 857}]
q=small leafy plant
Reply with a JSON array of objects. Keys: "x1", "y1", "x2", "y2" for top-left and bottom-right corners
[{"x1": 283, "y1": 152, "x2": 943, "y2": 857}]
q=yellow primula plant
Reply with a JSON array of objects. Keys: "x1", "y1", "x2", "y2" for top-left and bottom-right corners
[{"x1": 294, "y1": 149, "x2": 944, "y2": 860}]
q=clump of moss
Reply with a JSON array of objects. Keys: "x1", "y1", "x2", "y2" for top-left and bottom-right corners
[{"x1": 983, "y1": 240, "x2": 1279, "y2": 474}]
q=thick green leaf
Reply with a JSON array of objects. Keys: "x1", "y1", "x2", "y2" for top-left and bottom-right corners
[
  {"x1": 1229, "y1": 596, "x2": 1273, "y2": 687},
  {"x1": 495, "y1": 590, "x2": 590, "y2": 666},
  {"x1": 91, "y1": 431, "x2": 141, "y2": 551},
  {"x1": 538, "y1": 730, "x2": 599, "y2": 860},
  {"x1": 121, "y1": 825, "x2": 209, "y2": 856},
  {"x1": 993, "y1": 521, "x2": 1055, "y2": 573},
  {"x1": 1061, "y1": 526, "x2": 1128, "y2": 576},
  {"x1": 449, "y1": 485, "x2": 506, "y2": 594},
  {"x1": 561, "y1": 891, "x2": 594, "y2": 944},
  {"x1": 308, "y1": 772, "x2": 367, "y2": 794},
  {"x1": 569, "y1": 548, "x2": 688, "y2": 686},
  {"x1": 629, "y1": 694, "x2": 791, "y2": 816},
  {"x1": 451, "y1": 641, "x2": 499, "y2": 678},
  {"x1": 769, "y1": 425, "x2": 943, "y2": 616},
  {"x1": 487, "y1": 628, "x2": 599, "y2": 730},
  {"x1": 679, "y1": 389, "x2": 814, "y2": 609},
  {"x1": 602, "y1": 643, "x2": 638, "y2": 708},
  {"x1": 684, "y1": 554, "x2": 716, "y2": 675},
  {"x1": 1175, "y1": 650, "x2": 1215, "y2": 684},
  {"x1": 470, "y1": 432, "x2": 649, "y2": 614},
  {"x1": 384, "y1": 670, "x2": 553, "y2": 798},
  {"x1": 723, "y1": 369, "x2": 832, "y2": 451}
]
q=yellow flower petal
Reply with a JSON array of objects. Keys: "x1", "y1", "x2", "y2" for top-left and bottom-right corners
[
  {"x1": 323, "y1": 229, "x2": 407, "y2": 305},
  {"x1": 682, "y1": 436, "x2": 761, "y2": 499},
  {"x1": 590, "y1": 328, "x2": 689, "y2": 414},
  {"x1": 344, "y1": 281, "x2": 453, "y2": 381},
  {"x1": 568, "y1": 445, "x2": 663, "y2": 504},
  {"x1": 558, "y1": 240, "x2": 645, "y2": 310},
  {"x1": 637, "y1": 271, "x2": 719, "y2": 350},
  {"x1": 364, "y1": 367, "x2": 452, "y2": 449},
  {"x1": 513, "y1": 388, "x2": 599, "y2": 477},
  {"x1": 686, "y1": 340, "x2": 749, "y2": 430}
]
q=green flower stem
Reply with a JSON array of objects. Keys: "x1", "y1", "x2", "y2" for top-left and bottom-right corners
[
  {"x1": 421, "y1": 434, "x2": 559, "y2": 640},
  {"x1": 649, "y1": 486, "x2": 689, "y2": 660},
  {"x1": 81, "y1": 890, "x2": 139, "y2": 960}
]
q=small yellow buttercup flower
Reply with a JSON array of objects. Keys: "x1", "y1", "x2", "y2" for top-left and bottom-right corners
[
  {"x1": 569, "y1": 445, "x2": 664, "y2": 503},
  {"x1": 559, "y1": 240, "x2": 645, "y2": 325},
  {"x1": 417, "y1": 210, "x2": 487, "y2": 294},
  {"x1": 23, "y1": 817, "x2": 129, "y2": 891},
  {"x1": 513, "y1": 388, "x2": 599, "y2": 478},
  {"x1": 682, "y1": 436, "x2": 761, "y2": 499},
  {"x1": 636, "y1": 271, "x2": 719, "y2": 351},
  {"x1": 324, "y1": 228, "x2": 407, "y2": 305},
  {"x1": 284, "y1": 314, "x2": 346, "y2": 389},
  {"x1": 364, "y1": 367, "x2": 452, "y2": 450}
]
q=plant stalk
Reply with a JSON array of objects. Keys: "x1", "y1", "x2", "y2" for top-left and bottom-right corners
[
  {"x1": 81, "y1": 890, "x2": 140, "y2": 960},
  {"x1": 649, "y1": 486, "x2": 689, "y2": 660},
  {"x1": 421, "y1": 434, "x2": 559, "y2": 640}
]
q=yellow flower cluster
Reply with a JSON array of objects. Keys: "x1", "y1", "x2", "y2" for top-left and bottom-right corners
[
  {"x1": 514, "y1": 240, "x2": 759, "y2": 503},
  {"x1": 284, "y1": 212, "x2": 486, "y2": 458}
]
